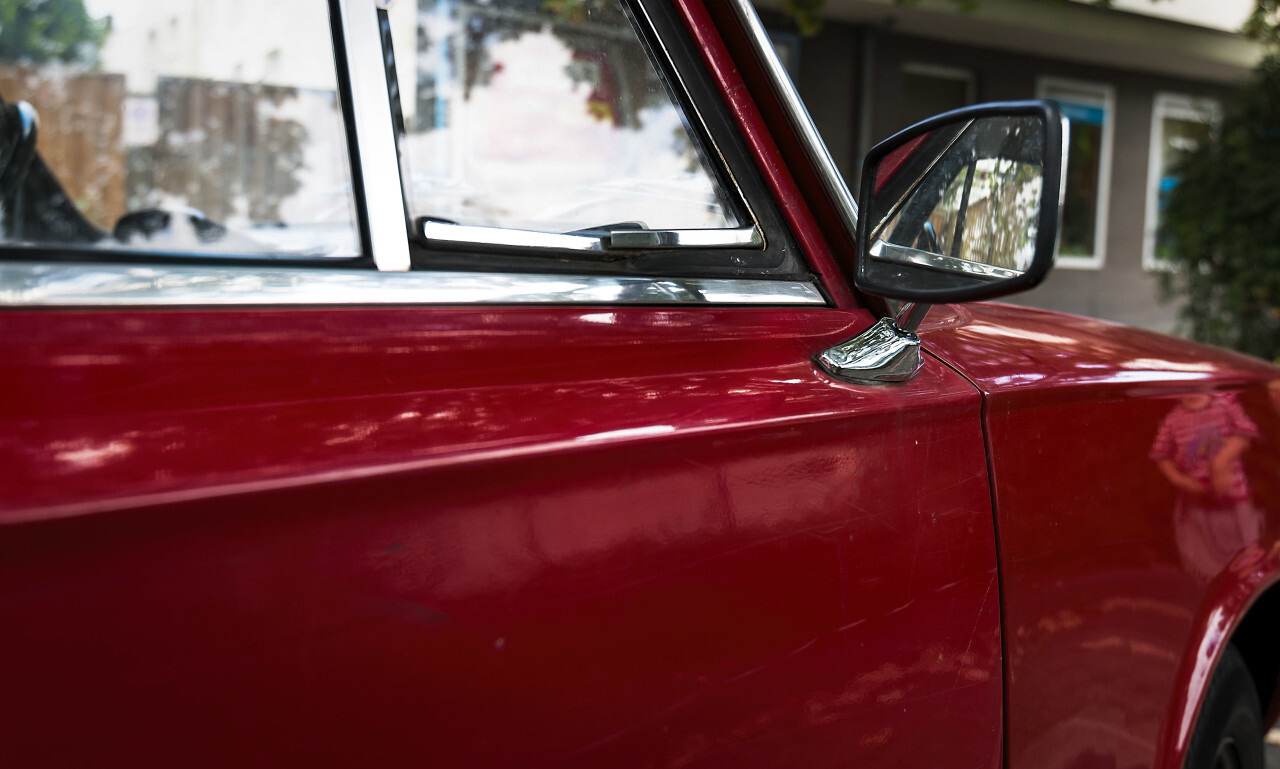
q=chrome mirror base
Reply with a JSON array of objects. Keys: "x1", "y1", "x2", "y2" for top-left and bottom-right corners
[{"x1": 817, "y1": 317, "x2": 923, "y2": 384}]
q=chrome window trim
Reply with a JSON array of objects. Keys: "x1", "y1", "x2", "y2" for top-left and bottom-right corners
[
  {"x1": 610, "y1": 227, "x2": 763, "y2": 249},
  {"x1": 337, "y1": 0, "x2": 412, "y2": 272},
  {"x1": 870, "y1": 240, "x2": 1022, "y2": 280},
  {"x1": 725, "y1": 0, "x2": 858, "y2": 240},
  {"x1": 0, "y1": 262, "x2": 826, "y2": 307},
  {"x1": 421, "y1": 220, "x2": 765, "y2": 252},
  {"x1": 422, "y1": 221, "x2": 608, "y2": 253}
]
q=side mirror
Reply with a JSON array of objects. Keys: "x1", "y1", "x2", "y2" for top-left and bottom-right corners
[
  {"x1": 854, "y1": 101, "x2": 1066, "y2": 305},
  {"x1": 819, "y1": 101, "x2": 1066, "y2": 385}
]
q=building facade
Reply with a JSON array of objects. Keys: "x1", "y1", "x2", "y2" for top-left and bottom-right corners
[{"x1": 764, "y1": 0, "x2": 1266, "y2": 333}]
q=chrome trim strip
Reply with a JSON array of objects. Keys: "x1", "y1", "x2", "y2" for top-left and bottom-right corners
[
  {"x1": 337, "y1": 0, "x2": 412, "y2": 272},
  {"x1": 422, "y1": 220, "x2": 764, "y2": 252},
  {"x1": 422, "y1": 220, "x2": 607, "y2": 253},
  {"x1": 0, "y1": 263, "x2": 827, "y2": 306},
  {"x1": 726, "y1": 0, "x2": 858, "y2": 238},
  {"x1": 870, "y1": 240, "x2": 1023, "y2": 280},
  {"x1": 609, "y1": 227, "x2": 763, "y2": 249}
]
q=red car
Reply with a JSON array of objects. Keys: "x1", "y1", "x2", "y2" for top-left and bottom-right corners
[{"x1": 1, "y1": 0, "x2": 1276, "y2": 767}]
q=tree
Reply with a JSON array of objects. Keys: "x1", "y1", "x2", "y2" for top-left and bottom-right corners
[
  {"x1": 1244, "y1": 0, "x2": 1280, "y2": 47},
  {"x1": 414, "y1": 0, "x2": 667, "y2": 132},
  {"x1": 1161, "y1": 56, "x2": 1280, "y2": 362},
  {"x1": 145, "y1": 79, "x2": 308, "y2": 225},
  {"x1": 0, "y1": 0, "x2": 106, "y2": 66}
]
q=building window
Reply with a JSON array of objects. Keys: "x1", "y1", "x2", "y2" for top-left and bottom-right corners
[
  {"x1": 1145, "y1": 92, "x2": 1219, "y2": 270},
  {"x1": 900, "y1": 63, "x2": 974, "y2": 130},
  {"x1": 1036, "y1": 77, "x2": 1114, "y2": 269}
]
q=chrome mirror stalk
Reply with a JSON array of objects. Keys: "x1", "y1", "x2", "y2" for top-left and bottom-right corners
[
  {"x1": 894, "y1": 301, "x2": 932, "y2": 334},
  {"x1": 816, "y1": 316, "x2": 923, "y2": 385}
]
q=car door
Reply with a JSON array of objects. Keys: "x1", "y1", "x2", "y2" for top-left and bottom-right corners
[{"x1": 1, "y1": 0, "x2": 1002, "y2": 766}]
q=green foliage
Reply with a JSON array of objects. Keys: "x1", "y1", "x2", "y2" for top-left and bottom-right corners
[
  {"x1": 0, "y1": 0, "x2": 106, "y2": 66},
  {"x1": 1161, "y1": 56, "x2": 1280, "y2": 362},
  {"x1": 1243, "y1": 0, "x2": 1280, "y2": 46},
  {"x1": 783, "y1": 0, "x2": 826, "y2": 37}
]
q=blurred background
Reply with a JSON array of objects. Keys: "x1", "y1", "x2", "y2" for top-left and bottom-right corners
[{"x1": 758, "y1": 0, "x2": 1280, "y2": 362}]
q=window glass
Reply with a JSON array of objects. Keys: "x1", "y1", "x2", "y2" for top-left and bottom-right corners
[
  {"x1": 392, "y1": 0, "x2": 741, "y2": 235},
  {"x1": 0, "y1": 0, "x2": 359, "y2": 257},
  {"x1": 1037, "y1": 78, "x2": 1113, "y2": 268},
  {"x1": 1145, "y1": 93, "x2": 1218, "y2": 270}
]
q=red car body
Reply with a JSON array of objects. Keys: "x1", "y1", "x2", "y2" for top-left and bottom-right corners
[{"x1": 1, "y1": 0, "x2": 1277, "y2": 767}]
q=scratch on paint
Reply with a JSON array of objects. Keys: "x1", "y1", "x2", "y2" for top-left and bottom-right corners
[
  {"x1": 837, "y1": 543, "x2": 850, "y2": 628},
  {"x1": 924, "y1": 471, "x2": 990, "y2": 500},
  {"x1": 544, "y1": 626, "x2": 849, "y2": 768},
  {"x1": 906, "y1": 514, "x2": 924, "y2": 597},
  {"x1": 952, "y1": 573, "x2": 996, "y2": 692}
]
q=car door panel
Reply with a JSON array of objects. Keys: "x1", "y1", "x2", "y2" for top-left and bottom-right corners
[{"x1": 2, "y1": 302, "x2": 1002, "y2": 767}]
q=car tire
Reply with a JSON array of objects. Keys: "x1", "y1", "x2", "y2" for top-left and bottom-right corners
[{"x1": 1184, "y1": 643, "x2": 1265, "y2": 769}]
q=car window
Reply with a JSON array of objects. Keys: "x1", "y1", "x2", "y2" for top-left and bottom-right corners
[
  {"x1": 389, "y1": 0, "x2": 743, "y2": 236},
  {"x1": 0, "y1": 0, "x2": 359, "y2": 258}
]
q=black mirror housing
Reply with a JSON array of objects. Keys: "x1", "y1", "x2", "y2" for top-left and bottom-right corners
[{"x1": 854, "y1": 100, "x2": 1066, "y2": 304}]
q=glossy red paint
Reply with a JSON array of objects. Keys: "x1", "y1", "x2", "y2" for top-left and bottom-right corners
[
  {"x1": 1, "y1": 304, "x2": 1003, "y2": 767},
  {"x1": 920, "y1": 303, "x2": 1280, "y2": 769}
]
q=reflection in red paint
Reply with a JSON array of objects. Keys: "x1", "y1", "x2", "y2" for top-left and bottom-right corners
[{"x1": 1151, "y1": 393, "x2": 1262, "y2": 582}]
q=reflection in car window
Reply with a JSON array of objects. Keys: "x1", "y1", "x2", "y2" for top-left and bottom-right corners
[
  {"x1": 391, "y1": 0, "x2": 741, "y2": 235},
  {"x1": 880, "y1": 116, "x2": 1043, "y2": 273},
  {"x1": 921, "y1": 157, "x2": 1042, "y2": 269},
  {"x1": 0, "y1": 0, "x2": 359, "y2": 257}
]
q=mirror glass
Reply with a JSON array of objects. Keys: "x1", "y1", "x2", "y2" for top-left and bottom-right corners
[{"x1": 867, "y1": 115, "x2": 1046, "y2": 280}]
